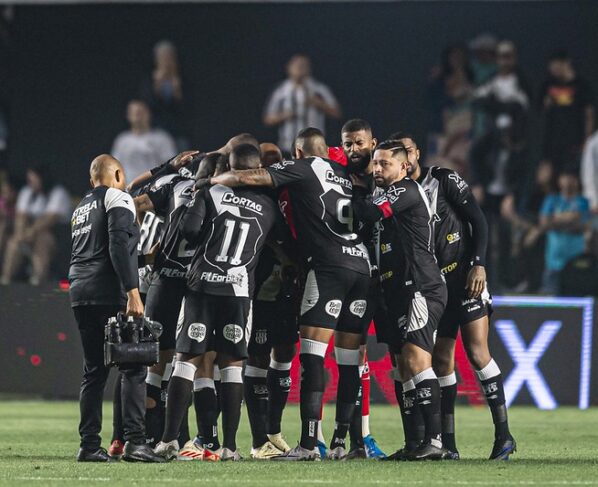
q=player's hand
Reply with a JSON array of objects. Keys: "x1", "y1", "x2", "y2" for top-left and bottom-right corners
[
  {"x1": 170, "y1": 150, "x2": 200, "y2": 170},
  {"x1": 465, "y1": 265, "x2": 486, "y2": 299},
  {"x1": 350, "y1": 173, "x2": 368, "y2": 188},
  {"x1": 194, "y1": 177, "x2": 211, "y2": 191},
  {"x1": 126, "y1": 289, "x2": 144, "y2": 318}
]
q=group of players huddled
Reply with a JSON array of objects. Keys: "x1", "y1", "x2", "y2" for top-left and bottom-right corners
[{"x1": 103, "y1": 119, "x2": 516, "y2": 462}]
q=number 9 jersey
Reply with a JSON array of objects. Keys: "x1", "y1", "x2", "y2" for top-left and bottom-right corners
[{"x1": 181, "y1": 184, "x2": 280, "y2": 298}]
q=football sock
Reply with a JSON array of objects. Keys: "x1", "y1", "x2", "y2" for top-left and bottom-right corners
[
  {"x1": 476, "y1": 359, "x2": 511, "y2": 440},
  {"x1": 413, "y1": 368, "x2": 442, "y2": 448},
  {"x1": 299, "y1": 339, "x2": 327, "y2": 450},
  {"x1": 193, "y1": 378, "x2": 220, "y2": 451},
  {"x1": 438, "y1": 372, "x2": 458, "y2": 452},
  {"x1": 220, "y1": 366, "x2": 243, "y2": 451},
  {"x1": 244, "y1": 365, "x2": 269, "y2": 448},
  {"x1": 266, "y1": 359, "x2": 292, "y2": 435},
  {"x1": 330, "y1": 348, "x2": 360, "y2": 451},
  {"x1": 162, "y1": 361, "x2": 195, "y2": 443}
]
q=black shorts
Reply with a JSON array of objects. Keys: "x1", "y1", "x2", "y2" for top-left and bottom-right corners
[
  {"x1": 248, "y1": 298, "x2": 299, "y2": 356},
  {"x1": 378, "y1": 284, "x2": 447, "y2": 354},
  {"x1": 299, "y1": 265, "x2": 371, "y2": 335},
  {"x1": 144, "y1": 275, "x2": 186, "y2": 350},
  {"x1": 437, "y1": 273, "x2": 493, "y2": 340},
  {"x1": 177, "y1": 290, "x2": 251, "y2": 359}
]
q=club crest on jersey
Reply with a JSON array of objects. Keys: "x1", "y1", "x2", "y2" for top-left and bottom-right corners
[
  {"x1": 349, "y1": 300, "x2": 367, "y2": 318},
  {"x1": 386, "y1": 186, "x2": 406, "y2": 203},
  {"x1": 221, "y1": 192, "x2": 263, "y2": 214},
  {"x1": 325, "y1": 170, "x2": 352, "y2": 189},
  {"x1": 254, "y1": 329, "x2": 268, "y2": 345},
  {"x1": 446, "y1": 232, "x2": 461, "y2": 244},
  {"x1": 325, "y1": 300, "x2": 342, "y2": 318},
  {"x1": 223, "y1": 324, "x2": 244, "y2": 344},
  {"x1": 448, "y1": 173, "x2": 468, "y2": 192},
  {"x1": 188, "y1": 323, "x2": 207, "y2": 343},
  {"x1": 381, "y1": 243, "x2": 392, "y2": 254}
]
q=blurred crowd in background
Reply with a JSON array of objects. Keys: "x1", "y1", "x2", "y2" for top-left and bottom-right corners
[{"x1": 0, "y1": 27, "x2": 597, "y2": 297}]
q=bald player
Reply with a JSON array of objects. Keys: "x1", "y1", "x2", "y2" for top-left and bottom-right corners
[
  {"x1": 69, "y1": 155, "x2": 163, "y2": 463},
  {"x1": 260, "y1": 143, "x2": 284, "y2": 167}
]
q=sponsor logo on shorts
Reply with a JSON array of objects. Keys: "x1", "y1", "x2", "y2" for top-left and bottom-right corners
[
  {"x1": 467, "y1": 305, "x2": 481, "y2": 313},
  {"x1": 223, "y1": 324, "x2": 244, "y2": 344},
  {"x1": 441, "y1": 261, "x2": 458, "y2": 274},
  {"x1": 255, "y1": 329, "x2": 268, "y2": 345},
  {"x1": 188, "y1": 323, "x2": 207, "y2": 343},
  {"x1": 381, "y1": 243, "x2": 392, "y2": 254},
  {"x1": 446, "y1": 232, "x2": 461, "y2": 244},
  {"x1": 325, "y1": 300, "x2": 342, "y2": 319},
  {"x1": 349, "y1": 300, "x2": 367, "y2": 318}
]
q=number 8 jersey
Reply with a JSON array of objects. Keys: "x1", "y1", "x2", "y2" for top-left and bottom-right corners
[
  {"x1": 181, "y1": 184, "x2": 280, "y2": 297},
  {"x1": 265, "y1": 157, "x2": 370, "y2": 276}
]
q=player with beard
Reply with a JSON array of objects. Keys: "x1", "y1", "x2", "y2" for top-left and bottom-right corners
[
  {"x1": 207, "y1": 128, "x2": 372, "y2": 461},
  {"x1": 390, "y1": 132, "x2": 516, "y2": 460},
  {"x1": 337, "y1": 119, "x2": 386, "y2": 459},
  {"x1": 244, "y1": 143, "x2": 299, "y2": 459},
  {"x1": 351, "y1": 141, "x2": 448, "y2": 461}
]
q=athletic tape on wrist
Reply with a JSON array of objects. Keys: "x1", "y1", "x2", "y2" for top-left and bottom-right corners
[
  {"x1": 335, "y1": 347, "x2": 361, "y2": 365},
  {"x1": 476, "y1": 359, "x2": 501, "y2": 381},
  {"x1": 172, "y1": 361, "x2": 197, "y2": 382},
  {"x1": 220, "y1": 366, "x2": 243, "y2": 384}
]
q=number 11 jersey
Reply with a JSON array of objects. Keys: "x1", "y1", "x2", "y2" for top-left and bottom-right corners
[
  {"x1": 266, "y1": 157, "x2": 370, "y2": 276},
  {"x1": 182, "y1": 184, "x2": 280, "y2": 298}
]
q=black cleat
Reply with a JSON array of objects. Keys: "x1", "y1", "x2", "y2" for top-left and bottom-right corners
[
  {"x1": 407, "y1": 442, "x2": 448, "y2": 461},
  {"x1": 77, "y1": 447, "x2": 111, "y2": 462},
  {"x1": 345, "y1": 447, "x2": 367, "y2": 460},
  {"x1": 122, "y1": 442, "x2": 166, "y2": 463},
  {"x1": 444, "y1": 449, "x2": 460, "y2": 460},
  {"x1": 489, "y1": 435, "x2": 516, "y2": 460}
]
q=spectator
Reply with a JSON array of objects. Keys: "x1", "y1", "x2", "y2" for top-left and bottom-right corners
[
  {"x1": 473, "y1": 40, "x2": 531, "y2": 140},
  {"x1": 581, "y1": 129, "x2": 598, "y2": 211},
  {"x1": 111, "y1": 100, "x2": 177, "y2": 181},
  {"x1": 469, "y1": 33, "x2": 498, "y2": 86},
  {"x1": 426, "y1": 44, "x2": 475, "y2": 176},
  {"x1": 1, "y1": 165, "x2": 71, "y2": 285},
  {"x1": 139, "y1": 40, "x2": 189, "y2": 151},
  {"x1": 0, "y1": 172, "x2": 17, "y2": 272},
  {"x1": 539, "y1": 170, "x2": 590, "y2": 294},
  {"x1": 263, "y1": 54, "x2": 341, "y2": 154},
  {"x1": 539, "y1": 51, "x2": 595, "y2": 173}
]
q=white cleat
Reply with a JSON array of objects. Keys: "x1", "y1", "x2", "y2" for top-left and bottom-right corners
[
  {"x1": 154, "y1": 440, "x2": 179, "y2": 461},
  {"x1": 327, "y1": 446, "x2": 348, "y2": 460},
  {"x1": 177, "y1": 439, "x2": 204, "y2": 461},
  {"x1": 271, "y1": 444, "x2": 321, "y2": 461},
  {"x1": 268, "y1": 433, "x2": 291, "y2": 453},
  {"x1": 250, "y1": 441, "x2": 284, "y2": 460},
  {"x1": 221, "y1": 448, "x2": 243, "y2": 461}
]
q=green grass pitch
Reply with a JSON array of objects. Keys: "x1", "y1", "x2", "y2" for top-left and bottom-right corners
[{"x1": 1, "y1": 401, "x2": 598, "y2": 486}]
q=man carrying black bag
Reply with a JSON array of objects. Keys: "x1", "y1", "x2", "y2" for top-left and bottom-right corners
[{"x1": 69, "y1": 154, "x2": 163, "y2": 463}]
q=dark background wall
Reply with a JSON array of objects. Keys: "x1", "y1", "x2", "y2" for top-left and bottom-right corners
[{"x1": 3, "y1": 1, "x2": 598, "y2": 193}]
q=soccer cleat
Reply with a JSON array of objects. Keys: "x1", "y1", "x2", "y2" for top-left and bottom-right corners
[
  {"x1": 76, "y1": 447, "x2": 111, "y2": 462},
  {"x1": 177, "y1": 439, "x2": 204, "y2": 461},
  {"x1": 327, "y1": 446, "x2": 347, "y2": 460},
  {"x1": 107, "y1": 440, "x2": 124, "y2": 460},
  {"x1": 345, "y1": 447, "x2": 367, "y2": 460},
  {"x1": 364, "y1": 435, "x2": 387, "y2": 459},
  {"x1": 444, "y1": 449, "x2": 460, "y2": 460},
  {"x1": 489, "y1": 435, "x2": 517, "y2": 460},
  {"x1": 316, "y1": 440, "x2": 328, "y2": 459},
  {"x1": 271, "y1": 444, "x2": 320, "y2": 461},
  {"x1": 268, "y1": 433, "x2": 291, "y2": 453},
  {"x1": 123, "y1": 442, "x2": 166, "y2": 463},
  {"x1": 221, "y1": 448, "x2": 243, "y2": 461},
  {"x1": 407, "y1": 441, "x2": 448, "y2": 461},
  {"x1": 380, "y1": 447, "x2": 410, "y2": 462},
  {"x1": 153, "y1": 440, "x2": 179, "y2": 461},
  {"x1": 250, "y1": 441, "x2": 284, "y2": 459},
  {"x1": 202, "y1": 447, "x2": 223, "y2": 462}
]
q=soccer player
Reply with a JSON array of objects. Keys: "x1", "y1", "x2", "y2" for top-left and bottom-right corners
[
  {"x1": 209, "y1": 128, "x2": 372, "y2": 461},
  {"x1": 154, "y1": 143, "x2": 279, "y2": 462},
  {"x1": 351, "y1": 141, "x2": 448, "y2": 461},
  {"x1": 339, "y1": 119, "x2": 386, "y2": 459},
  {"x1": 392, "y1": 132, "x2": 516, "y2": 460},
  {"x1": 245, "y1": 144, "x2": 299, "y2": 459}
]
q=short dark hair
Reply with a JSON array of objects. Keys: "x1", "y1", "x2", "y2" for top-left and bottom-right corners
[
  {"x1": 231, "y1": 143, "x2": 261, "y2": 170},
  {"x1": 342, "y1": 119, "x2": 372, "y2": 135},
  {"x1": 295, "y1": 127, "x2": 328, "y2": 157},
  {"x1": 388, "y1": 131, "x2": 416, "y2": 144},
  {"x1": 296, "y1": 127, "x2": 325, "y2": 140},
  {"x1": 375, "y1": 140, "x2": 408, "y2": 159}
]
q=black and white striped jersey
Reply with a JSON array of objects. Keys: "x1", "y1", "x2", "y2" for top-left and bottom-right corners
[
  {"x1": 69, "y1": 186, "x2": 139, "y2": 306},
  {"x1": 181, "y1": 184, "x2": 279, "y2": 298}
]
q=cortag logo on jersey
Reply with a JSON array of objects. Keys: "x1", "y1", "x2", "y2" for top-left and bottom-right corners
[
  {"x1": 325, "y1": 300, "x2": 342, "y2": 318},
  {"x1": 448, "y1": 173, "x2": 468, "y2": 192},
  {"x1": 188, "y1": 323, "x2": 207, "y2": 343},
  {"x1": 325, "y1": 170, "x2": 352, "y2": 189},
  {"x1": 223, "y1": 324, "x2": 244, "y2": 344},
  {"x1": 446, "y1": 232, "x2": 461, "y2": 244},
  {"x1": 386, "y1": 186, "x2": 406, "y2": 203},
  {"x1": 221, "y1": 192, "x2": 263, "y2": 214},
  {"x1": 349, "y1": 300, "x2": 367, "y2": 318},
  {"x1": 255, "y1": 329, "x2": 268, "y2": 345}
]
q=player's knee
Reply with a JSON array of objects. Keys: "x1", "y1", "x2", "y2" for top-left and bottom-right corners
[
  {"x1": 432, "y1": 352, "x2": 453, "y2": 376},
  {"x1": 272, "y1": 343, "x2": 295, "y2": 363},
  {"x1": 465, "y1": 343, "x2": 491, "y2": 370}
]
